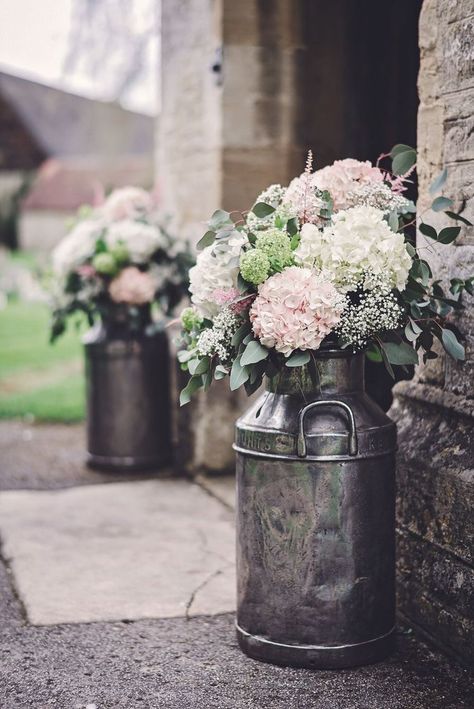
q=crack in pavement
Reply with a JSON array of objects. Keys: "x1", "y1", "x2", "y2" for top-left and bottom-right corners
[{"x1": 185, "y1": 563, "x2": 234, "y2": 621}]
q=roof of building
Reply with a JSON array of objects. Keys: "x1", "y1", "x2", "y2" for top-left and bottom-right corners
[
  {"x1": 0, "y1": 70, "x2": 154, "y2": 170},
  {"x1": 21, "y1": 156, "x2": 155, "y2": 212}
]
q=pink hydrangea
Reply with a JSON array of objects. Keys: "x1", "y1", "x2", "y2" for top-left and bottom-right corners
[
  {"x1": 313, "y1": 158, "x2": 384, "y2": 211},
  {"x1": 109, "y1": 267, "x2": 156, "y2": 305},
  {"x1": 250, "y1": 266, "x2": 346, "y2": 356}
]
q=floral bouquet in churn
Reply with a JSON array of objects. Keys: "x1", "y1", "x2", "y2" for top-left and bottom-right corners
[
  {"x1": 50, "y1": 187, "x2": 193, "y2": 340},
  {"x1": 177, "y1": 146, "x2": 472, "y2": 404}
]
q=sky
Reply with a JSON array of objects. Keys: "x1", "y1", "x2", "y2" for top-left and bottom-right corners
[{"x1": 0, "y1": 0, "x2": 159, "y2": 115}]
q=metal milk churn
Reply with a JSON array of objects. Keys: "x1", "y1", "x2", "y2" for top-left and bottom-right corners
[
  {"x1": 234, "y1": 348, "x2": 396, "y2": 669},
  {"x1": 83, "y1": 306, "x2": 171, "y2": 472}
]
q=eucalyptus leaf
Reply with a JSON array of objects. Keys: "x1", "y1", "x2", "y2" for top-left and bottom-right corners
[
  {"x1": 390, "y1": 144, "x2": 414, "y2": 157},
  {"x1": 240, "y1": 340, "x2": 269, "y2": 366},
  {"x1": 404, "y1": 323, "x2": 418, "y2": 342},
  {"x1": 441, "y1": 328, "x2": 465, "y2": 360},
  {"x1": 419, "y1": 222, "x2": 438, "y2": 240},
  {"x1": 230, "y1": 357, "x2": 249, "y2": 390},
  {"x1": 187, "y1": 358, "x2": 200, "y2": 375},
  {"x1": 365, "y1": 343, "x2": 383, "y2": 363},
  {"x1": 285, "y1": 350, "x2": 311, "y2": 367},
  {"x1": 252, "y1": 202, "x2": 276, "y2": 218},
  {"x1": 392, "y1": 149, "x2": 416, "y2": 176},
  {"x1": 437, "y1": 226, "x2": 461, "y2": 244},
  {"x1": 445, "y1": 211, "x2": 473, "y2": 226},
  {"x1": 177, "y1": 349, "x2": 193, "y2": 363},
  {"x1": 287, "y1": 217, "x2": 298, "y2": 236},
  {"x1": 381, "y1": 341, "x2": 419, "y2": 365},
  {"x1": 209, "y1": 209, "x2": 232, "y2": 230},
  {"x1": 202, "y1": 369, "x2": 213, "y2": 390},
  {"x1": 232, "y1": 322, "x2": 251, "y2": 347},
  {"x1": 388, "y1": 211, "x2": 399, "y2": 232},
  {"x1": 214, "y1": 365, "x2": 228, "y2": 380},
  {"x1": 196, "y1": 230, "x2": 216, "y2": 250},
  {"x1": 193, "y1": 357, "x2": 211, "y2": 376},
  {"x1": 379, "y1": 345, "x2": 395, "y2": 379},
  {"x1": 179, "y1": 375, "x2": 202, "y2": 406},
  {"x1": 408, "y1": 317, "x2": 422, "y2": 334},
  {"x1": 429, "y1": 168, "x2": 447, "y2": 195},
  {"x1": 431, "y1": 196, "x2": 453, "y2": 212}
]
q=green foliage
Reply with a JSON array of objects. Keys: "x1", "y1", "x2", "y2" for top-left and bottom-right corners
[
  {"x1": 429, "y1": 168, "x2": 447, "y2": 195},
  {"x1": 285, "y1": 351, "x2": 311, "y2": 367},
  {"x1": 240, "y1": 340, "x2": 269, "y2": 366},
  {"x1": 390, "y1": 144, "x2": 416, "y2": 175},
  {"x1": 252, "y1": 202, "x2": 276, "y2": 218}
]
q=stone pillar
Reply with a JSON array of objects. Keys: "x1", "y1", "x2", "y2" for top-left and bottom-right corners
[
  {"x1": 391, "y1": 0, "x2": 474, "y2": 664},
  {"x1": 157, "y1": 0, "x2": 307, "y2": 473}
]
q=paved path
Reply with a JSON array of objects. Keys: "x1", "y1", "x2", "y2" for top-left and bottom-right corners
[{"x1": 0, "y1": 421, "x2": 473, "y2": 709}]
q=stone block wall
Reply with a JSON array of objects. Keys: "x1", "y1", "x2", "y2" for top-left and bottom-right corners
[
  {"x1": 391, "y1": 0, "x2": 474, "y2": 664},
  {"x1": 157, "y1": 0, "x2": 309, "y2": 472}
]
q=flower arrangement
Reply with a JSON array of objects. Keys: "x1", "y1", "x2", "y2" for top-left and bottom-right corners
[
  {"x1": 50, "y1": 187, "x2": 193, "y2": 340},
  {"x1": 177, "y1": 146, "x2": 473, "y2": 404}
]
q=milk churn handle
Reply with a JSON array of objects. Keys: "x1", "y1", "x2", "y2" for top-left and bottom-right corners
[{"x1": 297, "y1": 400, "x2": 358, "y2": 458}]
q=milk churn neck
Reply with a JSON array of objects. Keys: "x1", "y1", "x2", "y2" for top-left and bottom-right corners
[{"x1": 267, "y1": 349, "x2": 365, "y2": 396}]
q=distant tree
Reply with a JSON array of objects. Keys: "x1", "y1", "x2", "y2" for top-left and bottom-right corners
[{"x1": 63, "y1": 0, "x2": 158, "y2": 113}]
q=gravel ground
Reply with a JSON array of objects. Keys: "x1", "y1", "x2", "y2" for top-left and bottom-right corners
[
  {"x1": 1, "y1": 559, "x2": 473, "y2": 709},
  {"x1": 1, "y1": 421, "x2": 473, "y2": 709},
  {"x1": 0, "y1": 421, "x2": 173, "y2": 490}
]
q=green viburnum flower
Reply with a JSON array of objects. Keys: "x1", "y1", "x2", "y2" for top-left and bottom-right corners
[
  {"x1": 255, "y1": 228, "x2": 293, "y2": 271},
  {"x1": 181, "y1": 306, "x2": 203, "y2": 332},
  {"x1": 240, "y1": 249, "x2": 270, "y2": 285},
  {"x1": 92, "y1": 252, "x2": 118, "y2": 275},
  {"x1": 110, "y1": 242, "x2": 130, "y2": 265}
]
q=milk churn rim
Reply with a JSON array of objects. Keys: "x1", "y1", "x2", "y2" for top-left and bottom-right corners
[
  {"x1": 234, "y1": 419, "x2": 397, "y2": 462},
  {"x1": 235, "y1": 622, "x2": 396, "y2": 652}
]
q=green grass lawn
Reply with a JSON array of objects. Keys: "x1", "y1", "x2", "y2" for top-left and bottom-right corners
[{"x1": 0, "y1": 300, "x2": 86, "y2": 421}]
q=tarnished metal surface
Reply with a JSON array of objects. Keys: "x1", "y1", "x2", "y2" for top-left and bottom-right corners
[
  {"x1": 235, "y1": 349, "x2": 396, "y2": 668},
  {"x1": 84, "y1": 324, "x2": 171, "y2": 472}
]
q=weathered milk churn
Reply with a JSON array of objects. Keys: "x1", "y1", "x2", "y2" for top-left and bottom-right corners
[
  {"x1": 83, "y1": 305, "x2": 171, "y2": 472},
  {"x1": 234, "y1": 348, "x2": 396, "y2": 669}
]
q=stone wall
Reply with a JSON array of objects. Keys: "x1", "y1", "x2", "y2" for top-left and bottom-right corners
[
  {"x1": 157, "y1": 0, "x2": 308, "y2": 473},
  {"x1": 391, "y1": 0, "x2": 474, "y2": 664}
]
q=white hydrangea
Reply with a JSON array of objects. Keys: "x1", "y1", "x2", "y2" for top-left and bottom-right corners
[
  {"x1": 294, "y1": 205, "x2": 412, "y2": 292},
  {"x1": 211, "y1": 230, "x2": 249, "y2": 265},
  {"x1": 105, "y1": 220, "x2": 164, "y2": 264},
  {"x1": 52, "y1": 219, "x2": 104, "y2": 276},
  {"x1": 189, "y1": 236, "x2": 246, "y2": 318}
]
